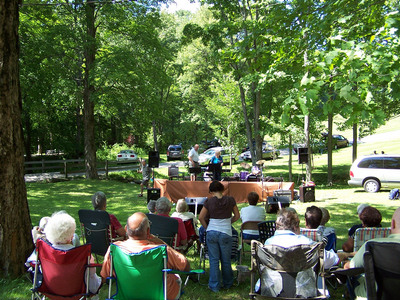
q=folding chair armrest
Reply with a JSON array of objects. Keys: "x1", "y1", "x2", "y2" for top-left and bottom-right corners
[
  {"x1": 331, "y1": 267, "x2": 364, "y2": 277},
  {"x1": 164, "y1": 269, "x2": 205, "y2": 276},
  {"x1": 88, "y1": 263, "x2": 103, "y2": 268}
]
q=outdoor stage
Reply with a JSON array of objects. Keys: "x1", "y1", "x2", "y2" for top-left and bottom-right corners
[{"x1": 153, "y1": 179, "x2": 294, "y2": 203}]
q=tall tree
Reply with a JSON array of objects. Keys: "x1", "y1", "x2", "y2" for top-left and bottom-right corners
[{"x1": 0, "y1": 0, "x2": 34, "y2": 277}]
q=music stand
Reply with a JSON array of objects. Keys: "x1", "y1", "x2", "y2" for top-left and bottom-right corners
[
  {"x1": 207, "y1": 163, "x2": 222, "y2": 181},
  {"x1": 189, "y1": 167, "x2": 202, "y2": 174}
]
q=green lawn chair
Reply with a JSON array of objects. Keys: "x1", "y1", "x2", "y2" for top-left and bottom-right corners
[{"x1": 106, "y1": 244, "x2": 204, "y2": 300}]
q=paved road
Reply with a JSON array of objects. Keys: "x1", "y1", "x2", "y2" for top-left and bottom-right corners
[{"x1": 24, "y1": 160, "x2": 186, "y2": 183}]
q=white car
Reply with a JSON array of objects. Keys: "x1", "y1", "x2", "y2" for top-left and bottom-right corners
[
  {"x1": 240, "y1": 145, "x2": 280, "y2": 161},
  {"x1": 348, "y1": 154, "x2": 400, "y2": 192},
  {"x1": 116, "y1": 150, "x2": 139, "y2": 162},
  {"x1": 198, "y1": 147, "x2": 236, "y2": 166}
]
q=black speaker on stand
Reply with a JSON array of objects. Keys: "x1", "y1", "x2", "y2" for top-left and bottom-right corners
[
  {"x1": 298, "y1": 147, "x2": 309, "y2": 164},
  {"x1": 148, "y1": 151, "x2": 159, "y2": 168}
]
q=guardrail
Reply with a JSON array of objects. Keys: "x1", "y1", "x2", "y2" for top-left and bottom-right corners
[{"x1": 24, "y1": 159, "x2": 140, "y2": 179}]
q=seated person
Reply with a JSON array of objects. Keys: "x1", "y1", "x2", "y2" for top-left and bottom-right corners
[
  {"x1": 342, "y1": 205, "x2": 382, "y2": 252},
  {"x1": 156, "y1": 197, "x2": 188, "y2": 248},
  {"x1": 256, "y1": 208, "x2": 342, "y2": 297},
  {"x1": 92, "y1": 191, "x2": 126, "y2": 240},
  {"x1": 38, "y1": 211, "x2": 101, "y2": 294},
  {"x1": 240, "y1": 192, "x2": 266, "y2": 242},
  {"x1": 171, "y1": 199, "x2": 199, "y2": 236},
  {"x1": 304, "y1": 205, "x2": 322, "y2": 230},
  {"x1": 344, "y1": 207, "x2": 400, "y2": 300},
  {"x1": 147, "y1": 200, "x2": 157, "y2": 214},
  {"x1": 317, "y1": 207, "x2": 337, "y2": 251},
  {"x1": 101, "y1": 212, "x2": 190, "y2": 300}
]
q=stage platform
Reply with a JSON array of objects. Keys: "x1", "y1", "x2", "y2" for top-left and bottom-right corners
[{"x1": 153, "y1": 179, "x2": 294, "y2": 203}]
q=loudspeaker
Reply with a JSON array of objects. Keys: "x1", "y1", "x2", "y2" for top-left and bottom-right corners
[
  {"x1": 298, "y1": 147, "x2": 309, "y2": 164},
  {"x1": 147, "y1": 188, "x2": 160, "y2": 203},
  {"x1": 299, "y1": 186, "x2": 315, "y2": 202},
  {"x1": 148, "y1": 151, "x2": 159, "y2": 168},
  {"x1": 265, "y1": 196, "x2": 290, "y2": 214}
]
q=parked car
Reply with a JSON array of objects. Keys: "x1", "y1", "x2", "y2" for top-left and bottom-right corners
[
  {"x1": 240, "y1": 145, "x2": 280, "y2": 161},
  {"x1": 198, "y1": 147, "x2": 237, "y2": 165},
  {"x1": 116, "y1": 150, "x2": 139, "y2": 162},
  {"x1": 322, "y1": 134, "x2": 349, "y2": 149},
  {"x1": 348, "y1": 154, "x2": 400, "y2": 192},
  {"x1": 167, "y1": 144, "x2": 183, "y2": 161}
]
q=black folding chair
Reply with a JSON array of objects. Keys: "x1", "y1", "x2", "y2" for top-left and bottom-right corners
[
  {"x1": 146, "y1": 213, "x2": 179, "y2": 249},
  {"x1": 78, "y1": 209, "x2": 113, "y2": 259},
  {"x1": 364, "y1": 241, "x2": 400, "y2": 300},
  {"x1": 257, "y1": 221, "x2": 276, "y2": 244}
]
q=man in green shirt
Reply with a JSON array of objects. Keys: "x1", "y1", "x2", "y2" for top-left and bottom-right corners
[{"x1": 344, "y1": 207, "x2": 400, "y2": 299}]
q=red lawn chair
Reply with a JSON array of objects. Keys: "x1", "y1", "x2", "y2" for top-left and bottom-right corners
[{"x1": 31, "y1": 239, "x2": 101, "y2": 300}]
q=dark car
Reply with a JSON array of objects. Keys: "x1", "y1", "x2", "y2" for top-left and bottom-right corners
[
  {"x1": 322, "y1": 134, "x2": 349, "y2": 149},
  {"x1": 167, "y1": 144, "x2": 183, "y2": 161}
]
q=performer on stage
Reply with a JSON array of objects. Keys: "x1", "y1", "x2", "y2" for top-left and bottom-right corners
[{"x1": 209, "y1": 150, "x2": 223, "y2": 181}]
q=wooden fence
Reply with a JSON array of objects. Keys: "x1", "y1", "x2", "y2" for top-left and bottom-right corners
[{"x1": 24, "y1": 159, "x2": 139, "y2": 179}]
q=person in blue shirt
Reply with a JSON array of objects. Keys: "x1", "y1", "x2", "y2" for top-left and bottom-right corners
[{"x1": 209, "y1": 150, "x2": 223, "y2": 181}]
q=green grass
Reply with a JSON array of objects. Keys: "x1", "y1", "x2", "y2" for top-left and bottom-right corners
[{"x1": 2, "y1": 117, "x2": 400, "y2": 299}]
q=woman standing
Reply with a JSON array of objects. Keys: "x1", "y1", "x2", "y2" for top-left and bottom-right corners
[
  {"x1": 209, "y1": 150, "x2": 223, "y2": 181},
  {"x1": 198, "y1": 181, "x2": 240, "y2": 292}
]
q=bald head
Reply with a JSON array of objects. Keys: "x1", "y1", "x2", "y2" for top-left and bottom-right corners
[
  {"x1": 391, "y1": 208, "x2": 400, "y2": 234},
  {"x1": 194, "y1": 144, "x2": 199, "y2": 151},
  {"x1": 126, "y1": 212, "x2": 150, "y2": 239}
]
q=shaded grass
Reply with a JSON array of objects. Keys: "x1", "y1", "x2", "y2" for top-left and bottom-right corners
[{"x1": 3, "y1": 117, "x2": 400, "y2": 299}]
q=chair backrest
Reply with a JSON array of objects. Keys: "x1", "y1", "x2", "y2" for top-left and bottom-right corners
[
  {"x1": 364, "y1": 241, "x2": 400, "y2": 300},
  {"x1": 250, "y1": 240, "x2": 325, "y2": 299},
  {"x1": 108, "y1": 244, "x2": 168, "y2": 300},
  {"x1": 78, "y1": 209, "x2": 112, "y2": 256},
  {"x1": 35, "y1": 239, "x2": 91, "y2": 300},
  {"x1": 146, "y1": 213, "x2": 179, "y2": 247},
  {"x1": 300, "y1": 228, "x2": 323, "y2": 242},
  {"x1": 183, "y1": 219, "x2": 198, "y2": 239},
  {"x1": 168, "y1": 165, "x2": 179, "y2": 179},
  {"x1": 258, "y1": 220, "x2": 276, "y2": 244},
  {"x1": 354, "y1": 227, "x2": 391, "y2": 252},
  {"x1": 241, "y1": 221, "x2": 261, "y2": 240}
]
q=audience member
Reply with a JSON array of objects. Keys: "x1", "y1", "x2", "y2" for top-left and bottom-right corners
[
  {"x1": 317, "y1": 207, "x2": 337, "y2": 251},
  {"x1": 198, "y1": 181, "x2": 240, "y2": 292},
  {"x1": 92, "y1": 191, "x2": 126, "y2": 240},
  {"x1": 304, "y1": 205, "x2": 323, "y2": 229},
  {"x1": 344, "y1": 207, "x2": 400, "y2": 299},
  {"x1": 147, "y1": 200, "x2": 157, "y2": 214},
  {"x1": 156, "y1": 197, "x2": 188, "y2": 248},
  {"x1": 240, "y1": 192, "x2": 266, "y2": 241},
  {"x1": 171, "y1": 199, "x2": 199, "y2": 235},
  {"x1": 46, "y1": 211, "x2": 101, "y2": 294},
  {"x1": 257, "y1": 208, "x2": 342, "y2": 297},
  {"x1": 101, "y1": 212, "x2": 190, "y2": 300},
  {"x1": 138, "y1": 159, "x2": 152, "y2": 197},
  {"x1": 342, "y1": 205, "x2": 382, "y2": 252}
]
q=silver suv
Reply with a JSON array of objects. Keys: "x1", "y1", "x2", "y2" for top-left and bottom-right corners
[
  {"x1": 348, "y1": 154, "x2": 400, "y2": 192},
  {"x1": 167, "y1": 144, "x2": 183, "y2": 161}
]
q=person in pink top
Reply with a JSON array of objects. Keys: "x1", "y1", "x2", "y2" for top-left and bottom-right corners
[
  {"x1": 91, "y1": 191, "x2": 126, "y2": 240},
  {"x1": 156, "y1": 197, "x2": 188, "y2": 248}
]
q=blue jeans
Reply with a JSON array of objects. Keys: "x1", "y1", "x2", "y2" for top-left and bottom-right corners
[{"x1": 206, "y1": 230, "x2": 233, "y2": 291}]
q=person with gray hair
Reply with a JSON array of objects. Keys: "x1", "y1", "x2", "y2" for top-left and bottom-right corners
[
  {"x1": 44, "y1": 211, "x2": 101, "y2": 294},
  {"x1": 147, "y1": 200, "x2": 157, "y2": 214},
  {"x1": 91, "y1": 191, "x2": 126, "y2": 240},
  {"x1": 156, "y1": 197, "x2": 188, "y2": 247},
  {"x1": 171, "y1": 199, "x2": 199, "y2": 235}
]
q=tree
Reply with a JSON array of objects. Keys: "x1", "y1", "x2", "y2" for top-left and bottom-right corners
[{"x1": 0, "y1": 0, "x2": 34, "y2": 277}]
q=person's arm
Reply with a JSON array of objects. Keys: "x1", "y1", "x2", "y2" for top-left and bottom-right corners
[
  {"x1": 116, "y1": 227, "x2": 127, "y2": 239},
  {"x1": 231, "y1": 205, "x2": 240, "y2": 224},
  {"x1": 198, "y1": 207, "x2": 209, "y2": 229},
  {"x1": 342, "y1": 236, "x2": 355, "y2": 252}
]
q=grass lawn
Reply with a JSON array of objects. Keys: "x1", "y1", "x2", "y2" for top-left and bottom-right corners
[{"x1": 2, "y1": 116, "x2": 400, "y2": 299}]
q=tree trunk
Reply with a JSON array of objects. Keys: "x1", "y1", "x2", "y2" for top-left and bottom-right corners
[
  {"x1": 152, "y1": 120, "x2": 158, "y2": 152},
  {"x1": 327, "y1": 112, "x2": 333, "y2": 185},
  {"x1": 352, "y1": 123, "x2": 358, "y2": 162},
  {"x1": 288, "y1": 134, "x2": 292, "y2": 182},
  {"x1": 83, "y1": 1, "x2": 98, "y2": 179},
  {"x1": 239, "y1": 84, "x2": 255, "y2": 164},
  {"x1": 304, "y1": 114, "x2": 312, "y2": 182},
  {"x1": 0, "y1": 0, "x2": 35, "y2": 277}
]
